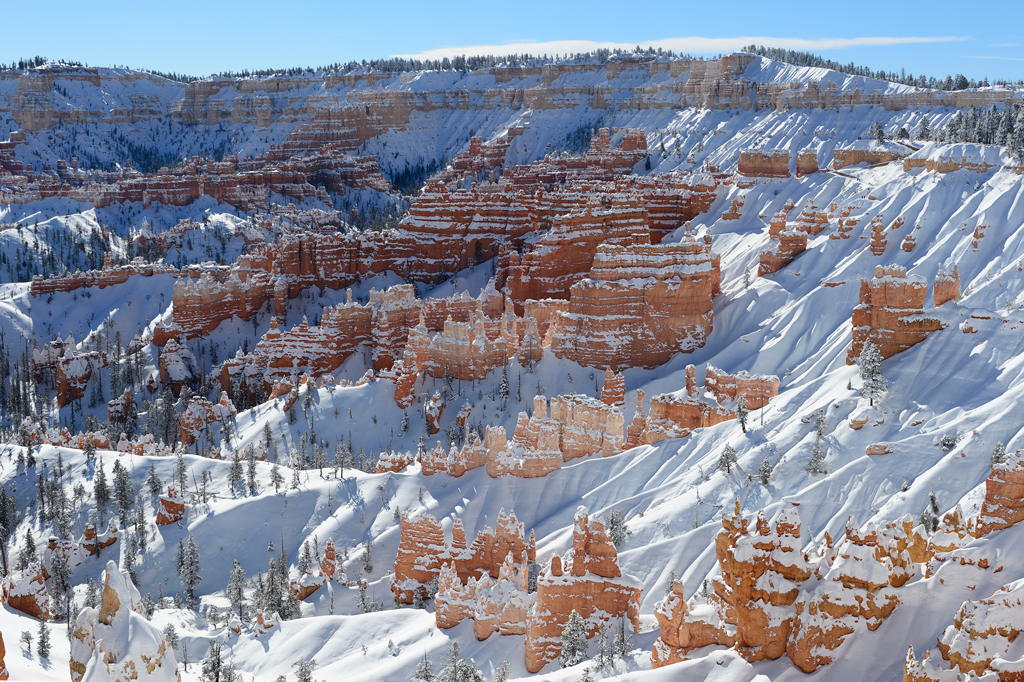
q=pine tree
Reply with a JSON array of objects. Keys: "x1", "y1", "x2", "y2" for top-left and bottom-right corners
[
  {"x1": 869, "y1": 121, "x2": 885, "y2": 143},
  {"x1": 202, "y1": 641, "x2": 222, "y2": 682},
  {"x1": 37, "y1": 618, "x2": 50, "y2": 659},
  {"x1": 438, "y1": 642, "x2": 483, "y2": 682},
  {"x1": 94, "y1": 459, "x2": 110, "y2": 515},
  {"x1": 17, "y1": 526, "x2": 37, "y2": 571},
  {"x1": 228, "y1": 559, "x2": 245, "y2": 617},
  {"x1": 991, "y1": 441, "x2": 1006, "y2": 466},
  {"x1": 298, "y1": 541, "x2": 314, "y2": 574},
  {"x1": 162, "y1": 623, "x2": 179, "y2": 652},
  {"x1": 494, "y1": 660, "x2": 511, "y2": 682},
  {"x1": 606, "y1": 509, "x2": 629, "y2": 548},
  {"x1": 228, "y1": 453, "x2": 244, "y2": 495},
  {"x1": 612, "y1": 617, "x2": 633, "y2": 659},
  {"x1": 175, "y1": 450, "x2": 188, "y2": 494},
  {"x1": 858, "y1": 340, "x2": 887, "y2": 406},
  {"x1": 920, "y1": 491, "x2": 941, "y2": 534},
  {"x1": 179, "y1": 533, "x2": 202, "y2": 609},
  {"x1": 270, "y1": 464, "x2": 284, "y2": 493},
  {"x1": 361, "y1": 540, "x2": 373, "y2": 575},
  {"x1": 758, "y1": 457, "x2": 773, "y2": 485},
  {"x1": 112, "y1": 460, "x2": 133, "y2": 529},
  {"x1": 263, "y1": 422, "x2": 277, "y2": 462},
  {"x1": 806, "y1": 431, "x2": 829, "y2": 475},
  {"x1": 736, "y1": 397, "x2": 748, "y2": 433},
  {"x1": 717, "y1": 444, "x2": 738, "y2": 474},
  {"x1": 414, "y1": 651, "x2": 435, "y2": 681},
  {"x1": 85, "y1": 578, "x2": 98, "y2": 608},
  {"x1": 246, "y1": 446, "x2": 258, "y2": 495},
  {"x1": 919, "y1": 116, "x2": 932, "y2": 140},
  {"x1": 123, "y1": 531, "x2": 139, "y2": 586},
  {"x1": 50, "y1": 549, "x2": 71, "y2": 617},
  {"x1": 498, "y1": 365, "x2": 509, "y2": 411},
  {"x1": 294, "y1": 659, "x2": 317, "y2": 682},
  {"x1": 145, "y1": 464, "x2": 162, "y2": 496},
  {"x1": 559, "y1": 610, "x2": 588, "y2": 668}
]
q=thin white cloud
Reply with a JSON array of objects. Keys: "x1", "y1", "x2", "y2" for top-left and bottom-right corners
[
  {"x1": 393, "y1": 36, "x2": 967, "y2": 60},
  {"x1": 964, "y1": 55, "x2": 1024, "y2": 61},
  {"x1": 987, "y1": 43, "x2": 1018, "y2": 48}
]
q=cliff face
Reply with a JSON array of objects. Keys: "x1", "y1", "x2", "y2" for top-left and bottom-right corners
[
  {"x1": 550, "y1": 230, "x2": 720, "y2": 369},
  {"x1": 392, "y1": 508, "x2": 536, "y2": 605},
  {"x1": 975, "y1": 449, "x2": 1024, "y2": 537},
  {"x1": 847, "y1": 265, "x2": 949, "y2": 364},
  {"x1": 653, "y1": 505, "x2": 931, "y2": 673},
  {"x1": 525, "y1": 507, "x2": 642, "y2": 672}
]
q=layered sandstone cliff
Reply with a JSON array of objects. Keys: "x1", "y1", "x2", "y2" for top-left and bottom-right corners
[
  {"x1": 550, "y1": 229, "x2": 720, "y2": 369},
  {"x1": 847, "y1": 265, "x2": 949, "y2": 364}
]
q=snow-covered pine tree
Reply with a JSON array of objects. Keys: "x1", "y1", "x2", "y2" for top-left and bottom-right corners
[
  {"x1": 228, "y1": 453, "x2": 244, "y2": 495},
  {"x1": 202, "y1": 641, "x2": 222, "y2": 681},
  {"x1": 298, "y1": 541, "x2": 314, "y2": 574},
  {"x1": 294, "y1": 659, "x2": 317, "y2": 682},
  {"x1": 438, "y1": 641, "x2": 483, "y2": 682},
  {"x1": 174, "y1": 450, "x2": 188, "y2": 494},
  {"x1": 606, "y1": 509, "x2": 629, "y2": 548},
  {"x1": 179, "y1": 533, "x2": 202, "y2": 609},
  {"x1": 806, "y1": 431, "x2": 829, "y2": 475},
  {"x1": 758, "y1": 457, "x2": 773, "y2": 485},
  {"x1": 920, "y1": 490, "x2": 941, "y2": 534},
  {"x1": 227, "y1": 559, "x2": 245, "y2": 617},
  {"x1": 991, "y1": 441, "x2": 1006, "y2": 466},
  {"x1": 94, "y1": 458, "x2": 110, "y2": 515},
  {"x1": 361, "y1": 540, "x2": 373, "y2": 574},
  {"x1": 37, "y1": 618, "x2": 50, "y2": 659},
  {"x1": 50, "y1": 549, "x2": 71, "y2": 617},
  {"x1": 494, "y1": 660, "x2": 511, "y2": 682},
  {"x1": 246, "y1": 446, "x2": 258, "y2": 495},
  {"x1": 859, "y1": 340, "x2": 887, "y2": 406},
  {"x1": 16, "y1": 526, "x2": 36, "y2": 571},
  {"x1": 919, "y1": 116, "x2": 932, "y2": 140},
  {"x1": 413, "y1": 651, "x2": 435, "y2": 681},
  {"x1": 558, "y1": 610, "x2": 588, "y2": 668},
  {"x1": 270, "y1": 463, "x2": 284, "y2": 493},
  {"x1": 123, "y1": 530, "x2": 139, "y2": 586},
  {"x1": 717, "y1": 444, "x2": 738, "y2": 474},
  {"x1": 498, "y1": 365, "x2": 509, "y2": 411},
  {"x1": 737, "y1": 397, "x2": 748, "y2": 433},
  {"x1": 145, "y1": 464, "x2": 162, "y2": 496}
]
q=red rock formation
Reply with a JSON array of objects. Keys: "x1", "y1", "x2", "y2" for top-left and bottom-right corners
[
  {"x1": 624, "y1": 390, "x2": 649, "y2": 449},
  {"x1": 975, "y1": 448, "x2": 1024, "y2": 537},
  {"x1": 904, "y1": 581, "x2": 1024, "y2": 681},
  {"x1": 158, "y1": 337, "x2": 197, "y2": 396},
  {"x1": 759, "y1": 210, "x2": 808, "y2": 276},
  {"x1": 833, "y1": 147, "x2": 908, "y2": 170},
  {"x1": 551, "y1": 229, "x2": 720, "y2": 369},
  {"x1": 934, "y1": 263, "x2": 960, "y2": 307},
  {"x1": 5, "y1": 563, "x2": 50, "y2": 619},
  {"x1": 644, "y1": 365, "x2": 777, "y2": 443},
  {"x1": 393, "y1": 513, "x2": 450, "y2": 604},
  {"x1": 796, "y1": 149, "x2": 819, "y2": 177},
  {"x1": 847, "y1": 265, "x2": 946, "y2": 363},
  {"x1": 179, "y1": 392, "x2": 237, "y2": 445},
  {"x1": 653, "y1": 506, "x2": 917, "y2": 673},
  {"x1": 425, "y1": 392, "x2": 444, "y2": 435},
  {"x1": 0, "y1": 631, "x2": 7, "y2": 680},
  {"x1": 107, "y1": 388, "x2": 134, "y2": 423},
  {"x1": 600, "y1": 369, "x2": 625, "y2": 407},
  {"x1": 525, "y1": 507, "x2": 642, "y2": 672},
  {"x1": 395, "y1": 509, "x2": 536, "y2": 605},
  {"x1": 155, "y1": 487, "x2": 185, "y2": 525},
  {"x1": 738, "y1": 149, "x2": 791, "y2": 177}
]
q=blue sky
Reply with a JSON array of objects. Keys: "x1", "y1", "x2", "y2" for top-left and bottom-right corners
[{"x1": 4, "y1": 0, "x2": 1023, "y2": 81}]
